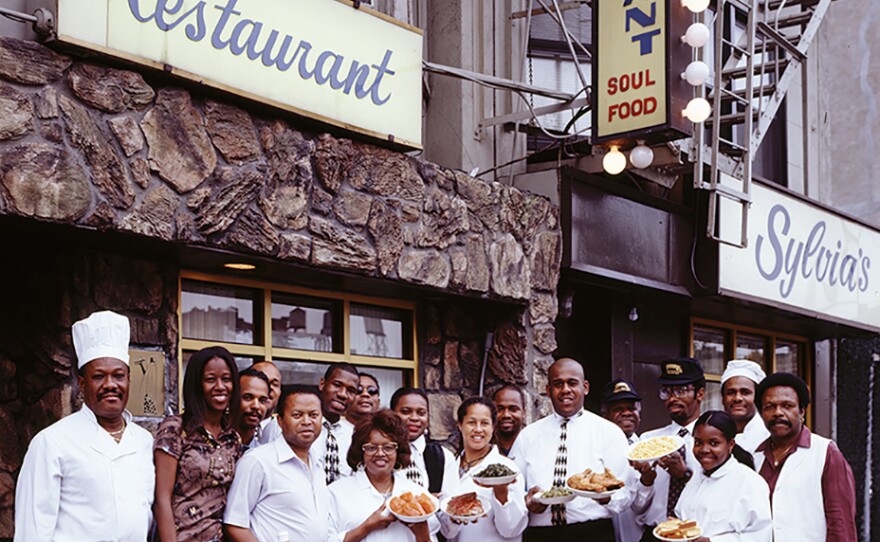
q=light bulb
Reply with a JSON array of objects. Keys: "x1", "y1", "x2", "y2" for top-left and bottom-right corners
[
  {"x1": 681, "y1": 0, "x2": 711, "y2": 13},
  {"x1": 629, "y1": 143, "x2": 654, "y2": 169},
  {"x1": 683, "y1": 97, "x2": 712, "y2": 123},
  {"x1": 603, "y1": 145, "x2": 627, "y2": 175},
  {"x1": 684, "y1": 61, "x2": 711, "y2": 86},
  {"x1": 683, "y1": 22, "x2": 711, "y2": 48}
]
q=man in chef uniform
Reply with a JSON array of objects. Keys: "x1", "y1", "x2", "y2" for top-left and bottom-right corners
[
  {"x1": 720, "y1": 359, "x2": 769, "y2": 456},
  {"x1": 14, "y1": 310, "x2": 155, "y2": 542}
]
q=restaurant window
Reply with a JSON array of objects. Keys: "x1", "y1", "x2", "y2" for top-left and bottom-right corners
[
  {"x1": 180, "y1": 272, "x2": 417, "y2": 408},
  {"x1": 691, "y1": 319, "x2": 808, "y2": 412}
]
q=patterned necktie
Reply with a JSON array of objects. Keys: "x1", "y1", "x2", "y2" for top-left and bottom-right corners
[
  {"x1": 666, "y1": 427, "x2": 690, "y2": 518},
  {"x1": 551, "y1": 417, "x2": 570, "y2": 526},
  {"x1": 323, "y1": 420, "x2": 339, "y2": 484},
  {"x1": 405, "y1": 444, "x2": 424, "y2": 486}
]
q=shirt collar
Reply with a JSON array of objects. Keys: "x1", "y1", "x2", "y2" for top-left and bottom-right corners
[
  {"x1": 80, "y1": 404, "x2": 133, "y2": 426},
  {"x1": 672, "y1": 418, "x2": 697, "y2": 435},
  {"x1": 411, "y1": 434, "x2": 426, "y2": 453},
  {"x1": 704, "y1": 455, "x2": 736, "y2": 478},
  {"x1": 323, "y1": 416, "x2": 341, "y2": 431},
  {"x1": 551, "y1": 408, "x2": 584, "y2": 424},
  {"x1": 756, "y1": 426, "x2": 812, "y2": 452}
]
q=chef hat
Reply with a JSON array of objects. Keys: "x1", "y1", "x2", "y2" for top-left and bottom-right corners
[
  {"x1": 721, "y1": 359, "x2": 766, "y2": 386},
  {"x1": 72, "y1": 311, "x2": 130, "y2": 369}
]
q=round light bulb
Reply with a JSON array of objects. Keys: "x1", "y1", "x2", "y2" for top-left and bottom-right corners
[
  {"x1": 603, "y1": 145, "x2": 627, "y2": 175},
  {"x1": 682, "y1": 0, "x2": 711, "y2": 13},
  {"x1": 629, "y1": 143, "x2": 654, "y2": 169},
  {"x1": 683, "y1": 97, "x2": 712, "y2": 123},
  {"x1": 683, "y1": 22, "x2": 711, "y2": 48},
  {"x1": 684, "y1": 61, "x2": 711, "y2": 86}
]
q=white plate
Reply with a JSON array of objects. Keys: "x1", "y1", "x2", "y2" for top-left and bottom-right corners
[
  {"x1": 441, "y1": 494, "x2": 488, "y2": 524},
  {"x1": 387, "y1": 493, "x2": 439, "y2": 524},
  {"x1": 565, "y1": 483, "x2": 621, "y2": 500},
  {"x1": 471, "y1": 464, "x2": 519, "y2": 486},
  {"x1": 653, "y1": 524, "x2": 703, "y2": 541},
  {"x1": 533, "y1": 491, "x2": 576, "y2": 505},
  {"x1": 626, "y1": 435, "x2": 685, "y2": 463}
]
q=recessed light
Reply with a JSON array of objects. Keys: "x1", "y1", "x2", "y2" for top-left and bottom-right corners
[{"x1": 224, "y1": 262, "x2": 256, "y2": 271}]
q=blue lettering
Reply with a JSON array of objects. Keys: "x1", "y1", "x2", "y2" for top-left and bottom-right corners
[
  {"x1": 860, "y1": 257, "x2": 871, "y2": 292},
  {"x1": 211, "y1": 0, "x2": 241, "y2": 50},
  {"x1": 626, "y1": 3, "x2": 656, "y2": 32},
  {"x1": 127, "y1": 0, "x2": 156, "y2": 22},
  {"x1": 229, "y1": 19, "x2": 260, "y2": 57},
  {"x1": 631, "y1": 29, "x2": 661, "y2": 55},
  {"x1": 367, "y1": 49, "x2": 395, "y2": 106},
  {"x1": 755, "y1": 204, "x2": 786, "y2": 280}
]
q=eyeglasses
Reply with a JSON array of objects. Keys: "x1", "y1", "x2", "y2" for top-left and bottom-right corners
[
  {"x1": 357, "y1": 386, "x2": 380, "y2": 396},
  {"x1": 362, "y1": 443, "x2": 398, "y2": 455},
  {"x1": 659, "y1": 384, "x2": 695, "y2": 400}
]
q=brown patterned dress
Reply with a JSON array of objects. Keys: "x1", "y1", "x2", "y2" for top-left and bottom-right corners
[{"x1": 154, "y1": 415, "x2": 242, "y2": 542}]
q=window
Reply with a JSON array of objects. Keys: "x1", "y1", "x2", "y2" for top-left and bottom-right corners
[
  {"x1": 179, "y1": 272, "x2": 417, "y2": 408},
  {"x1": 691, "y1": 319, "x2": 808, "y2": 411}
]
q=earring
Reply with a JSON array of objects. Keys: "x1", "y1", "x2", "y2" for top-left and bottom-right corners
[
  {"x1": 357, "y1": 462, "x2": 364, "y2": 471},
  {"x1": 224, "y1": 406, "x2": 230, "y2": 415}
]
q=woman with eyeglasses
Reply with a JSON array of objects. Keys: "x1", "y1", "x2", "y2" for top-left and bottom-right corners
[
  {"x1": 448, "y1": 397, "x2": 527, "y2": 542},
  {"x1": 673, "y1": 410, "x2": 771, "y2": 542},
  {"x1": 328, "y1": 409, "x2": 441, "y2": 541}
]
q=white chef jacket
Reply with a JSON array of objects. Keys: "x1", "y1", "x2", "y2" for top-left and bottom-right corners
[
  {"x1": 674, "y1": 457, "x2": 772, "y2": 542},
  {"x1": 450, "y1": 446, "x2": 528, "y2": 542},
  {"x1": 14, "y1": 406, "x2": 154, "y2": 542},
  {"x1": 509, "y1": 409, "x2": 635, "y2": 527},
  {"x1": 328, "y1": 469, "x2": 441, "y2": 542},
  {"x1": 409, "y1": 435, "x2": 461, "y2": 498},
  {"x1": 735, "y1": 415, "x2": 770, "y2": 458},
  {"x1": 224, "y1": 436, "x2": 329, "y2": 541},
  {"x1": 632, "y1": 419, "x2": 701, "y2": 528},
  {"x1": 613, "y1": 433, "x2": 645, "y2": 542}
]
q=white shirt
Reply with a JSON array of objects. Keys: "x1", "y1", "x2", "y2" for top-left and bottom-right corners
[
  {"x1": 224, "y1": 436, "x2": 330, "y2": 541},
  {"x1": 509, "y1": 409, "x2": 635, "y2": 527},
  {"x1": 675, "y1": 458, "x2": 772, "y2": 542},
  {"x1": 258, "y1": 416, "x2": 281, "y2": 444},
  {"x1": 409, "y1": 435, "x2": 461, "y2": 498},
  {"x1": 614, "y1": 433, "x2": 645, "y2": 542},
  {"x1": 14, "y1": 406, "x2": 155, "y2": 542},
  {"x1": 736, "y1": 415, "x2": 770, "y2": 458},
  {"x1": 633, "y1": 420, "x2": 701, "y2": 528},
  {"x1": 450, "y1": 446, "x2": 528, "y2": 542},
  {"x1": 314, "y1": 416, "x2": 355, "y2": 479},
  {"x1": 328, "y1": 469, "x2": 441, "y2": 542}
]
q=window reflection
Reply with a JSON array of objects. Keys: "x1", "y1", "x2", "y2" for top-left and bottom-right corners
[
  {"x1": 693, "y1": 326, "x2": 726, "y2": 375},
  {"x1": 775, "y1": 340, "x2": 800, "y2": 375},
  {"x1": 181, "y1": 280, "x2": 258, "y2": 344},
  {"x1": 736, "y1": 333, "x2": 766, "y2": 367},
  {"x1": 350, "y1": 304, "x2": 408, "y2": 359},
  {"x1": 271, "y1": 293, "x2": 338, "y2": 352}
]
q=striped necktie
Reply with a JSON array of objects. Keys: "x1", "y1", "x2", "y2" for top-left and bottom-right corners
[
  {"x1": 323, "y1": 420, "x2": 339, "y2": 484},
  {"x1": 551, "y1": 417, "x2": 570, "y2": 526},
  {"x1": 666, "y1": 427, "x2": 690, "y2": 517},
  {"x1": 405, "y1": 444, "x2": 424, "y2": 486}
]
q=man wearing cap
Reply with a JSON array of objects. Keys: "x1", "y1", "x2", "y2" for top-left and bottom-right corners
[
  {"x1": 631, "y1": 358, "x2": 704, "y2": 542},
  {"x1": 14, "y1": 311, "x2": 155, "y2": 542},
  {"x1": 601, "y1": 379, "x2": 644, "y2": 542},
  {"x1": 721, "y1": 359, "x2": 769, "y2": 456}
]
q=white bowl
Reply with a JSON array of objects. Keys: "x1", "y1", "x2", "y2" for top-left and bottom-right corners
[
  {"x1": 653, "y1": 524, "x2": 703, "y2": 541},
  {"x1": 441, "y1": 493, "x2": 489, "y2": 524},
  {"x1": 533, "y1": 491, "x2": 576, "y2": 506},
  {"x1": 565, "y1": 483, "x2": 621, "y2": 500},
  {"x1": 626, "y1": 435, "x2": 685, "y2": 463},
  {"x1": 471, "y1": 464, "x2": 519, "y2": 486},
  {"x1": 387, "y1": 492, "x2": 439, "y2": 524}
]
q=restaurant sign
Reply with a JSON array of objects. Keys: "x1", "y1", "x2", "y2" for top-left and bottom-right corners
[
  {"x1": 719, "y1": 181, "x2": 880, "y2": 331},
  {"x1": 54, "y1": 0, "x2": 424, "y2": 148}
]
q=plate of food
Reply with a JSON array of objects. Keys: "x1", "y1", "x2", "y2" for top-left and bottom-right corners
[
  {"x1": 442, "y1": 492, "x2": 488, "y2": 523},
  {"x1": 533, "y1": 486, "x2": 576, "y2": 506},
  {"x1": 471, "y1": 463, "x2": 518, "y2": 486},
  {"x1": 626, "y1": 435, "x2": 685, "y2": 463},
  {"x1": 388, "y1": 491, "x2": 439, "y2": 523},
  {"x1": 653, "y1": 519, "x2": 702, "y2": 541},
  {"x1": 566, "y1": 468, "x2": 625, "y2": 499}
]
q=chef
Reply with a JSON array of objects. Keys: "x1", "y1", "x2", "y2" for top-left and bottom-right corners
[
  {"x1": 14, "y1": 310, "x2": 155, "y2": 542},
  {"x1": 720, "y1": 359, "x2": 769, "y2": 456}
]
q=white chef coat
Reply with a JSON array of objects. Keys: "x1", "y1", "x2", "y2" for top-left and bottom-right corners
[
  {"x1": 14, "y1": 406, "x2": 154, "y2": 542},
  {"x1": 329, "y1": 469, "x2": 441, "y2": 542},
  {"x1": 674, "y1": 457, "x2": 772, "y2": 542},
  {"x1": 509, "y1": 409, "x2": 635, "y2": 527},
  {"x1": 224, "y1": 436, "x2": 329, "y2": 541},
  {"x1": 613, "y1": 433, "x2": 645, "y2": 542},
  {"x1": 632, "y1": 419, "x2": 701, "y2": 528},
  {"x1": 409, "y1": 435, "x2": 461, "y2": 497},
  {"x1": 735, "y1": 415, "x2": 770, "y2": 458},
  {"x1": 449, "y1": 446, "x2": 527, "y2": 542}
]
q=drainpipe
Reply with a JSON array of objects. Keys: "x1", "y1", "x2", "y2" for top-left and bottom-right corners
[
  {"x1": 865, "y1": 353, "x2": 877, "y2": 542},
  {"x1": 478, "y1": 331, "x2": 494, "y2": 396}
]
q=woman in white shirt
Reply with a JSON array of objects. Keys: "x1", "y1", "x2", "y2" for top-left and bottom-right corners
[
  {"x1": 449, "y1": 397, "x2": 528, "y2": 542},
  {"x1": 329, "y1": 409, "x2": 440, "y2": 542},
  {"x1": 674, "y1": 410, "x2": 772, "y2": 542}
]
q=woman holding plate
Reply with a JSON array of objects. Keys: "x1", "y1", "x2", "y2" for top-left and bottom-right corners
[
  {"x1": 447, "y1": 397, "x2": 528, "y2": 542},
  {"x1": 672, "y1": 411, "x2": 771, "y2": 542}
]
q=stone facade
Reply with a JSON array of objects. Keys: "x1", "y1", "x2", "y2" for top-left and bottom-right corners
[{"x1": 0, "y1": 37, "x2": 561, "y2": 538}]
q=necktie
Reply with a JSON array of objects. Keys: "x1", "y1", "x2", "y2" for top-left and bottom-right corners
[
  {"x1": 551, "y1": 418, "x2": 570, "y2": 526},
  {"x1": 323, "y1": 420, "x2": 339, "y2": 484},
  {"x1": 405, "y1": 444, "x2": 424, "y2": 486},
  {"x1": 666, "y1": 427, "x2": 689, "y2": 518}
]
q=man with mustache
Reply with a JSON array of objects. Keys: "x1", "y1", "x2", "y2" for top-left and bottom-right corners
[
  {"x1": 754, "y1": 372, "x2": 856, "y2": 542},
  {"x1": 236, "y1": 368, "x2": 271, "y2": 450},
  {"x1": 492, "y1": 384, "x2": 526, "y2": 457},
  {"x1": 15, "y1": 311, "x2": 155, "y2": 542},
  {"x1": 720, "y1": 359, "x2": 769, "y2": 456},
  {"x1": 601, "y1": 380, "x2": 643, "y2": 542}
]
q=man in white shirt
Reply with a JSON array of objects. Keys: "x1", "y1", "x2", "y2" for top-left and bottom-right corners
[
  {"x1": 510, "y1": 358, "x2": 633, "y2": 542},
  {"x1": 631, "y1": 358, "x2": 705, "y2": 541},
  {"x1": 236, "y1": 367, "x2": 271, "y2": 450},
  {"x1": 225, "y1": 384, "x2": 330, "y2": 541},
  {"x1": 720, "y1": 359, "x2": 769, "y2": 456},
  {"x1": 15, "y1": 311, "x2": 155, "y2": 542},
  {"x1": 314, "y1": 363, "x2": 360, "y2": 483}
]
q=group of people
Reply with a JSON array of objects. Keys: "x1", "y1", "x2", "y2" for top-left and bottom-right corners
[{"x1": 13, "y1": 310, "x2": 858, "y2": 542}]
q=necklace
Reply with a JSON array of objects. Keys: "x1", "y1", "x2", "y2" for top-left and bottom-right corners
[
  {"x1": 106, "y1": 420, "x2": 126, "y2": 442},
  {"x1": 770, "y1": 441, "x2": 795, "y2": 465},
  {"x1": 371, "y1": 477, "x2": 394, "y2": 495},
  {"x1": 460, "y1": 446, "x2": 492, "y2": 473}
]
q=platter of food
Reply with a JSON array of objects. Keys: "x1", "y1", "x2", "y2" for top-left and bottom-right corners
[
  {"x1": 471, "y1": 463, "x2": 518, "y2": 486},
  {"x1": 533, "y1": 486, "x2": 576, "y2": 506},
  {"x1": 566, "y1": 468, "x2": 624, "y2": 499},
  {"x1": 388, "y1": 491, "x2": 439, "y2": 523},
  {"x1": 653, "y1": 519, "x2": 702, "y2": 541},
  {"x1": 626, "y1": 435, "x2": 685, "y2": 463},
  {"x1": 442, "y1": 492, "x2": 488, "y2": 523}
]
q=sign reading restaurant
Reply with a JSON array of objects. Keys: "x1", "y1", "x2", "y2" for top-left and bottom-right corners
[
  {"x1": 54, "y1": 0, "x2": 424, "y2": 148},
  {"x1": 719, "y1": 181, "x2": 880, "y2": 332}
]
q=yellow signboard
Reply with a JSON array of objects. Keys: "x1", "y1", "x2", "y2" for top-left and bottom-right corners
[
  {"x1": 55, "y1": 0, "x2": 423, "y2": 148},
  {"x1": 128, "y1": 349, "x2": 165, "y2": 417}
]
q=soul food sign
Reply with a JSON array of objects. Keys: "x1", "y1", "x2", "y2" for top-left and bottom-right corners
[
  {"x1": 719, "y1": 182, "x2": 880, "y2": 332},
  {"x1": 592, "y1": 0, "x2": 692, "y2": 143},
  {"x1": 54, "y1": 0, "x2": 423, "y2": 148}
]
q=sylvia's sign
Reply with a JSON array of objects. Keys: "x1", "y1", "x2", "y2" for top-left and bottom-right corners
[
  {"x1": 55, "y1": 0, "x2": 423, "y2": 147},
  {"x1": 719, "y1": 182, "x2": 880, "y2": 331}
]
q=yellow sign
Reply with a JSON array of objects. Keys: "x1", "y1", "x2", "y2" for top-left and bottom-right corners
[
  {"x1": 54, "y1": 0, "x2": 423, "y2": 148},
  {"x1": 129, "y1": 349, "x2": 165, "y2": 417},
  {"x1": 595, "y1": 0, "x2": 668, "y2": 139}
]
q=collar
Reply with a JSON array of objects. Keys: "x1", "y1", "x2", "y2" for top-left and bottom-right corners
[
  {"x1": 273, "y1": 434, "x2": 314, "y2": 466},
  {"x1": 756, "y1": 426, "x2": 812, "y2": 452},
  {"x1": 672, "y1": 418, "x2": 697, "y2": 435},
  {"x1": 323, "y1": 417, "x2": 341, "y2": 431},
  {"x1": 704, "y1": 455, "x2": 736, "y2": 478},
  {"x1": 80, "y1": 404, "x2": 133, "y2": 426},
  {"x1": 354, "y1": 468, "x2": 402, "y2": 494},
  {"x1": 411, "y1": 434, "x2": 426, "y2": 453},
  {"x1": 551, "y1": 408, "x2": 584, "y2": 424}
]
